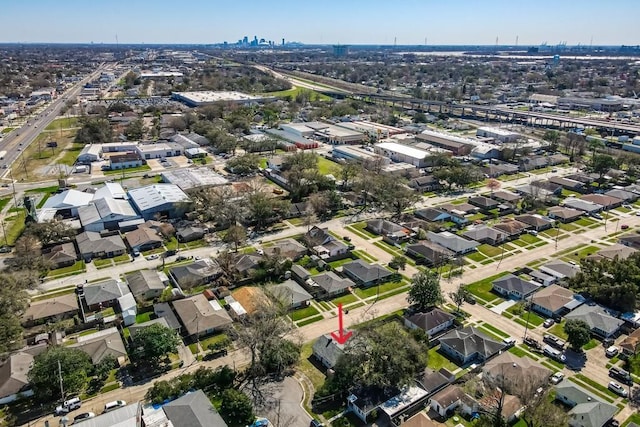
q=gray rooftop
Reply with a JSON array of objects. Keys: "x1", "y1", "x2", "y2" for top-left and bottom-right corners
[
  {"x1": 268, "y1": 280, "x2": 313, "y2": 306},
  {"x1": 565, "y1": 305, "x2": 624, "y2": 336},
  {"x1": 163, "y1": 389, "x2": 228, "y2": 427},
  {"x1": 128, "y1": 184, "x2": 191, "y2": 212}
]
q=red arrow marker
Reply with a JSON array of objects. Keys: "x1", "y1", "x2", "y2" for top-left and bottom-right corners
[{"x1": 331, "y1": 303, "x2": 353, "y2": 345}]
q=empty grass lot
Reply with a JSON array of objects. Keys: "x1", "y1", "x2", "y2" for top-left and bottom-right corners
[
  {"x1": 428, "y1": 347, "x2": 459, "y2": 371},
  {"x1": 289, "y1": 306, "x2": 320, "y2": 321},
  {"x1": 349, "y1": 221, "x2": 378, "y2": 239},
  {"x1": 317, "y1": 157, "x2": 342, "y2": 175}
]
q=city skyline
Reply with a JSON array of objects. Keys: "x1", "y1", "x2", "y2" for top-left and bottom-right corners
[{"x1": 1, "y1": 0, "x2": 639, "y2": 46}]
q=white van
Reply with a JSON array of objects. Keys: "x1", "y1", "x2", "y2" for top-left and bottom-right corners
[
  {"x1": 104, "y1": 400, "x2": 127, "y2": 412},
  {"x1": 55, "y1": 397, "x2": 82, "y2": 415},
  {"x1": 543, "y1": 345, "x2": 566, "y2": 363}
]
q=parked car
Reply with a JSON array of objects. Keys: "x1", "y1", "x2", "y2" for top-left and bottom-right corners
[
  {"x1": 543, "y1": 318, "x2": 555, "y2": 328},
  {"x1": 591, "y1": 213, "x2": 604, "y2": 220},
  {"x1": 464, "y1": 293, "x2": 477, "y2": 304},
  {"x1": 608, "y1": 381, "x2": 628, "y2": 397},
  {"x1": 609, "y1": 367, "x2": 633, "y2": 385},
  {"x1": 103, "y1": 400, "x2": 126, "y2": 413},
  {"x1": 605, "y1": 346, "x2": 619, "y2": 358},
  {"x1": 550, "y1": 372, "x2": 565, "y2": 384},
  {"x1": 176, "y1": 255, "x2": 192, "y2": 261},
  {"x1": 621, "y1": 224, "x2": 629, "y2": 230},
  {"x1": 203, "y1": 349, "x2": 228, "y2": 361},
  {"x1": 146, "y1": 254, "x2": 160, "y2": 261},
  {"x1": 524, "y1": 336, "x2": 542, "y2": 349},
  {"x1": 502, "y1": 337, "x2": 516, "y2": 348},
  {"x1": 543, "y1": 334, "x2": 566, "y2": 349},
  {"x1": 73, "y1": 412, "x2": 95, "y2": 423},
  {"x1": 343, "y1": 236, "x2": 351, "y2": 242},
  {"x1": 543, "y1": 345, "x2": 566, "y2": 363}
]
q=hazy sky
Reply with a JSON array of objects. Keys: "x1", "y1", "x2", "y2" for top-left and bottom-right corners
[{"x1": 2, "y1": 0, "x2": 639, "y2": 45}]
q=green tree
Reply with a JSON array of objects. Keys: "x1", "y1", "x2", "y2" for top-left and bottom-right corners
[
  {"x1": 564, "y1": 319, "x2": 592, "y2": 351},
  {"x1": 449, "y1": 284, "x2": 469, "y2": 313},
  {"x1": 131, "y1": 323, "x2": 180, "y2": 366},
  {"x1": 591, "y1": 154, "x2": 616, "y2": 187},
  {"x1": 407, "y1": 270, "x2": 443, "y2": 311},
  {"x1": 93, "y1": 354, "x2": 117, "y2": 381},
  {"x1": 220, "y1": 389, "x2": 255, "y2": 427},
  {"x1": 226, "y1": 153, "x2": 260, "y2": 175},
  {"x1": 223, "y1": 224, "x2": 247, "y2": 252},
  {"x1": 28, "y1": 346, "x2": 93, "y2": 402},
  {"x1": 75, "y1": 117, "x2": 113, "y2": 144},
  {"x1": 389, "y1": 255, "x2": 407, "y2": 271},
  {"x1": 24, "y1": 219, "x2": 76, "y2": 246}
]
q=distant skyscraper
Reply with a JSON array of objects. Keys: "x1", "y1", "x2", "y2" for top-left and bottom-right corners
[
  {"x1": 242, "y1": 36, "x2": 248, "y2": 45},
  {"x1": 282, "y1": 38, "x2": 285, "y2": 46},
  {"x1": 333, "y1": 45, "x2": 348, "y2": 57}
]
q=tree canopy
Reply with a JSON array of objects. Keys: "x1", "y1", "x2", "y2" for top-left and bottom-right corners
[
  {"x1": 75, "y1": 117, "x2": 113, "y2": 144},
  {"x1": 28, "y1": 346, "x2": 93, "y2": 402},
  {"x1": 130, "y1": 323, "x2": 180, "y2": 366},
  {"x1": 407, "y1": 270, "x2": 443, "y2": 311},
  {"x1": 564, "y1": 319, "x2": 592, "y2": 351}
]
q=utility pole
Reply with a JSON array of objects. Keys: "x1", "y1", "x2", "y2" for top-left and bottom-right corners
[
  {"x1": 8, "y1": 168, "x2": 18, "y2": 209},
  {"x1": 58, "y1": 360, "x2": 65, "y2": 401}
]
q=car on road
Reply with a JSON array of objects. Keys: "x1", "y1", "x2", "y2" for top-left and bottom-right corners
[
  {"x1": 550, "y1": 372, "x2": 565, "y2": 384},
  {"x1": 543, "y1": 334, "x2": 566, "y2": 349},
  {"x1": 176, "y1": 255, "x2": 192, "y2": 261},
  {"x1": 543, "y1": 318, "x2": 555, "y2": 328},
  {"x1": 502, "y1": 337, "x2": 516, "y2": 348},
  {"x1": 543, "y1": 345, "x2": 566, "y2": 363},
  {"x1": 104, "y1": 400, "x2": 126, "y2": 413},
  {"x1": 343, "y1": 236, "x2": 351, "y2": 242},
  {"x1": 621, "y1": 224, "x2": 629, "y2": 230},
  {"x1": 609, "y1": 367, "x2": 633, "y2": 385},
  {"x1": 73, "y1": 412, "x2": 95, "y2": 423},
  {"x1": 591, "y1": 213, "x2": 604, "y2": 220},
  {"x1": 608, "y1": 381, "x2": 628, "y2": 397},
  {"x1": 55, "y1": 397, "x2": 82, "y2": 415},
  {"x1": 524, "y1": 336, "x2": 542, "y2": 349},
  {"x1": 605, "y1": 346, "x2": 619, "y2": 358},
  {"x1": 145, "y1": 254, "x2": 160, "y2": 261}
]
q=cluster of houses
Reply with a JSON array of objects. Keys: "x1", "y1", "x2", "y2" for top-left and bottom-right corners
[{"x1": 313, "y1": 301, "x2": 622, "y2": 427}]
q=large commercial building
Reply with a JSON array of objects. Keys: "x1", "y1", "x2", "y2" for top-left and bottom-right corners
[
  {"x1": 172, "y1": 91, "x2": 274, "y2": 107},
  {"x1": 332, "y1": 145, "x2": 388, "y2": 164},
  {"x1": 335, "y1": 121, "x2": 405, "y2": 138},
  {"x1": 475, "y1": 127, "x2": 521, "y2": 143},
  {"x1": 161, "y1": 167, "x2": 229, "y2": 190},
  {"x1": 128, "y1": 184, "x2": 193, "y2": 220},
  {"x1": 374, "y1": 141, "x2": 449, "y2": 168}
]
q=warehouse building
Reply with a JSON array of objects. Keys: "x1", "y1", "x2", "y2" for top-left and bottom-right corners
[
  {"x1": 172, "y1": 91, "x2": 274, "y2": 107},
  {"x1": 128, "y1": 184, "x2": 193, "y2": 220},
  {"x1": 374, "y1": 141, "x2": 449, "y2": 168}
]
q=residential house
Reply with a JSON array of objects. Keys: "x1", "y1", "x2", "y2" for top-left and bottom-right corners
[
  {"x1": 482, "y1": 352, "x2": 551, "y2": 392},
  {"x1": 76, "y1": 231, "x2": 127, "y2": 261},
  {"x1": 468, "y1": 196, "x2": 499, "y2": 212},
  {"x1": 514, "y1": 214, "x2": 554, "y2": 231},
  {"x1": 404, "y1": 308, "x2": 455, "y2": 337},
  {"x1": 427, "y1": 231, "x2": 479, "y2": 255},
  {"x1": 263, "y1": 238, "x2": 307, "y2": 261},
  {"x1": 529, "y1": 270, "x2": 557, "y2": 286},
  {"x1": 619, "y1": 233, "x2": 640, "y2": 250},
  {"x1": 563, "y1": 198, "x2": 603, "y2": 214},
  {"x1": 540, "y1": 260, "x2": 581, "y2": 280},
  {"x1": 531, "y1": 284, "x2": 583, "y2": 318},
  {"x1": 530, "y1": 180, "x2": 563, "y2": 195},
  {"x1": 124, "y1": 226, "x2": 163, "y2": 252},
  {"x1": 0, "y1": 346, "x2": 46, "y2": 404},
  {"x1": 547, "y1": 206, "x2": 583, "y2": 223},
  {"x1": 71, "y1": 327, "x2": 128, "y2": 365},
  {"x1": 366, "y1": 219, "x2": 413, "y2": 242},
  {"x1": 268, "y1": 280, "x2": 313, "y2": 309},
  {"x1": 163, "y1": 390, "x2": 229, "y2": 427},
  {"x1": 481, "y1": 163, "x2": 519, "y2": 178},
  {"x1": 492, "y1": 219, "x2": 529, "y2": 239},
  {"x1": 233, "y1": 253, "x2": 263, "y2": 279},
  {"x1": 399, "y1": 412, "x2": 439, "y2": 427},
  {"x1": 312, "y1": 334, "x2": 346, "y2": 369},
  {"x1": 519, "y1": 156, "x2": 549, "y2": 171},
  {"x1": 588, "y1": 244, "x2": 637, "y2": 261},
  {"x1": 605, "y1": 189, "x2": 637, "y2": 203},
  {"x1": 305, "y1": 226, "x2": 350, "y2": 259},
  {"x1": 620, "y1": 328, "x2": 640, "y2": 355},
  {"x1": 462, "y1": 225, "x2": 506, "y2": 246},
  {"x1": 416, "y1": 368, "x2": 454, "y2": 396},
  {"x1": 125, "y1": 269, "x2": 166, "y2": 302},
  {"x1": 291, "y1": 265, "x2": 311, "y2": 283},
  {"x1": 439, "y1": 326, "x2": 504, "y2": 365},
  {"x1": 378, "y1": 386, "x2": 430, "y2": 426},
  {"x1": 491, "y1": 190, "x2": 521, "y2": 204},
  {"x1": 414, "y1": 208, "x2": 450, "y2": 223},
  {"x1": 82, "y1": 279, "x2": 130, "y2": 311},
  {"x1": 491, "y1": 274, "x2": 539, "y2": 300},
  {"x1": 154, "y1": 302, "x2": 182, "y2": 333},
  {"x1": 347, "y1": 387, "x2": 399, "y2": 424},
  {"x1": 405, "y1": 242, "x2": 453, "y2": 266},
  {"x1": 22, "y1": 293, "x2": 79, "y2": 326},
  {"x1": 176, "y1": 226, "x2": 205, "y2": 243},
  {"x1": 169, "y1": 258, "x2": 222, "y2": 290},
  {"x1": 479, "y1": 392, "x2": 522, "y2": 424},
  {"x1": 172, "y1": 294, "x2": 233, "y2": 339},
  {"x1": 408, "y1": 175, "x2": 440, "y2": 192},
  {"x1": 307, "y1": 271, "x2": 355, "y2": 299},
  {"x1": 548, "y1": 176, "x2": 588, "y2": 193},
  {"x1": 439, "y1": 203, "x2": 478, "y2": 216},
  {"x1": 555, "y1": 380, "x2": 617, "y2": 427},
  {"x1": 41, "y1": 242, "x2": 77, "y2": 269},
  {"x1": 231, "y1": 287, "x2": 269, "y2": 316},
  {"x1": 580, "y1": 194, "x2": 623, "y2": 210},
  {"x1": 565, "y1": 305, "x2": 624, "y2": 339},
  {"x1": 514, "y1": 184, "x2": 556, "y2": 200},
  {"x1": 341, "y1": 259, "x2": 394, "y2": 287},
  {"x1": 429, "y1": 385, "x2": 477, "y2": 419}
]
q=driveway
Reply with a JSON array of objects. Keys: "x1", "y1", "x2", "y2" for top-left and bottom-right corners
[
  {"x1": 251, "y1": 376, "x2": 311, "y2": 427},
  {"x1": 490, "y1": 299, "x2": 517, "y2": 314}
]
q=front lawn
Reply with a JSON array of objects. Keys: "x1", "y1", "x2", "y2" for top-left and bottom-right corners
[
  {"x1": 350, "y1": 221, "x2": 378, "y2": 239},
  {"x1": 103, "y1": 164, "x2": 151, "y2": 175},
  {"x1": 354, "y1": 281, "x2": 407, "y2": 298},
  {"x1": 563, "y1": 245, "x2": 600, "y2": 262},
  {"x1": 466, "y1": 252, "x2": 487, "y2": 262},
  {"x1": 136, "y1": 312, "x2": 153, "y2": 323},
  {"x1": 331, "y1": 293, "x2": 358, "y2": 306},
  {"x1": 93, "y1": 258, "x2": 113, "y2": 268},
  {"x1": 466, "y1": 272, "x2": 510, "y2": 302},
  {"x1": 199, "y1": 333, "x2": 230, "y2": 351},
  {"x1": 519, "y1": 233, "x2": 542, "y2": 244},
  {"x1": 47, "y1": 260, "x2": 85, "y2": 277},
  {"x1": 477, "y1": 244, "x2": 502, "y2": 258},
  {"x1": 289, "y1": 306, "x2": 320, "y2": 321},
  {"x1": 549, "y1": 321, "x2": 568, "y2": 340},
  {"x1": 583, "y1": 339, "x2": 599, "y2": 351}
]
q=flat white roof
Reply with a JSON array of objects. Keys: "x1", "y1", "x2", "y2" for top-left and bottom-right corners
[
  {"x1": 421, "y1": 129, "x2": 482, "y2": 147},
  {"x1": 375, "y1": 142, "x2": 430, "y2": 160},
  {"x1": 477, "y1": 126, "x2": 520, "y2": 136},
  {"x1": 173, "y1": 91, "x2": 264, "y2": 103},
  {"x1": 380, "y1": 386, "x2": 429, "y2": 417},
  {"x1": 128, "y1": 184, "x2": 191, "y2": 211},
  {"x1": 161, "y1": 167, "x2": 229, "y2": 190}
]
